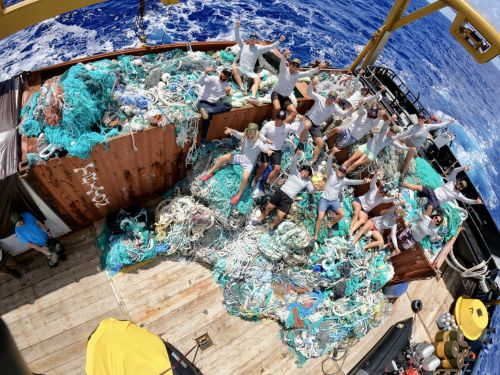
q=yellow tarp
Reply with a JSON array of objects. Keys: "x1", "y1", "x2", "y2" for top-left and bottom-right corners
[{"x1": 86, "y1": 318, "x2": 173, "y2": 375}]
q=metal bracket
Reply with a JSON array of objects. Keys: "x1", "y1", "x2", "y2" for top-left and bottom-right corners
[{"x1": 195, "y1": 333, "x2": 214, "y2": 351}]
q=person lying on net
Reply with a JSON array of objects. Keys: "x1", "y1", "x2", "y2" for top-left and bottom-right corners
[
  {"x1": 197, "y1": 66, "x2": 232, "y2": 145},
  {"x1": 312, "y1": 148, "x2": 369, "y2": 245},
  {"x1": 395, "y1": 113, "x2": 454, "y2": 180},
  {"x1": 298, "y1": 77, "x2": 355, "y2": 166},
  {"x1": 200, "y1": 123, "x2": 272, "y2": 205},
  {"x1": 232, "y1": 20, "x2": 285, "y2": 102},
  {"x1": 252, "y1": 152, "x2": 314, "y2": 235},
  {"x1": 352, "y1": 205, "x2": 402, "y2": 255},
  {"x1": 397, "y1": 212, "x2": 443, "y2": 252},
  {"x1": 327, "y1": 100, "x2": 386, "y2": 149},
  {"x1": 272, "y1": 48, "x2": 325, "y2": 122},
  {"x1": 341, "y1": 113, "x2": 407, "y2": 174},
  {"x1": 349, "y1": 170, "x2": 399, "y2": 236},
  {"x1": 253, "y1": 109, "x2": 301, "y2": 193},
  {"x1": 402, "y1": 165, "x2": 483, "y2": 215}
]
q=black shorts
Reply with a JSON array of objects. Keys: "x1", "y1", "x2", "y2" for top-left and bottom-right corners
[
  {"x1": 260, "y1": 150, "x2": 282, "y2": 166},
  {"x1": 269, "y1": 189, "x2": 294, "y2": 213},
  {"x1": 419, "y1": 186, "x2": 440, "y2": 210},
  {"x1": 271, "y1": 91, "x2": 293, "y2": 109},
  {"x1": 304, "y1": 116, "x2": 322, "y2": 139}
]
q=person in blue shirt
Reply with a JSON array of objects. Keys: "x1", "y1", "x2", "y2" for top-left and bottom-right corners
[{"x1": 11, "y1": 211, "x2": 63, "y2": 267}]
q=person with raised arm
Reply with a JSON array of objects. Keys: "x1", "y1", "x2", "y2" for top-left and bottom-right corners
[
  {"x1": 298, "y1": 77, "x2": 355, "y2": 165},
  {"x1": 200, "y1": 123, "x2": 273, "y2": 205},
  {"x1": 312, "y1": 148, "x2": 369, "y2": 244},
  {"x1": 252, "y1": 152, "x2": 314, "y2": 234},
  {"x1": 349, "y1": 171, "x2": 399, "y2": 235},
  {"x1": 232, "y1": 20, "x2": 285, "y2": 102},
  {"x1": 346, "y1": 69, "x2": 385, "y2": 107},
  {"x1": 398, "y1": 212, "x2": 443, "y2": 251},
  {"x1": 402, "y1": 165, "x2": 483, "y2": 215},
  {"x1": 272, "y1": 48, "x2": 325, "y2": 122},
  {"x1": 395, "y1": 113, "x2": 454, "y2": 179}
]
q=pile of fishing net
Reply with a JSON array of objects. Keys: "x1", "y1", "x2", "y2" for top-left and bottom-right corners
[{"x1": 97, "y1": 207, "x2": 168, "y2": 275}]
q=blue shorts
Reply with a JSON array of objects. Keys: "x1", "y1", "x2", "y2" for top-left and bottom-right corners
[
  {"x1": 336, "y1": 126, "x2": 358, "y2": 148},
  {"x1": 318, "y1": 198, "x2": 342, "y2": 213}
]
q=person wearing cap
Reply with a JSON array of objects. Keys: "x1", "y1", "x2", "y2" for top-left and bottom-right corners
[
  {"x1": 272, "y1": 48, "x2": 325, "y2": 122},
  {"x1": 346, "y1": 69, "x2": 385, "y2": 107},
  {"x1": 395, "y1": 113, "x2": 453, "y2": 179},
  {"x1": 253, "y1": 109, "x2": 301, "y2": 192},
  {"x1": 232, "y1": 20, "x2": 285, "y2": 101},
  {"x1": 341, "y1": 114, "x2": 407, "y2": 173},
  {"x1": 200, "y1": 123, "x2": 273, "y2": 205},
  {"x1": 252, "y1": 152, "x2": 315, "y2": 234},
  {"x1": 11, "y1": 211, "x2": 62, "y2": 267},
  {"x1": 352, "y1": 205, "x2": 402, "y2": 254},
  {"x1": 402, "y1": 165, "x2": 483, "y2": 215},
  {"x1": 299, "y1": 77, "x2": 355, "y2": 165},
  {"x1": 312, "y1": 149, "x2": 369, "y2": 243},
  {"x1": 197, "y1": 66, "x2": 232, "y2": 145},
  {"x1": 349, "y1": 171, "x2": 399, "y2": 236},
  {"x1": 327, "y1": 99, "x2": 386, "y2": 149}
]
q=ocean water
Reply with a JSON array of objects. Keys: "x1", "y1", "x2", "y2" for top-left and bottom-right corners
[{"x1": 1, "y1": 0, "x2": 499, "y2": 228}]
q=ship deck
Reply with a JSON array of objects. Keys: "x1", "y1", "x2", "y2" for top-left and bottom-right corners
[{"x1": 0, "y1": 222, "x2": 466, "y2": 375}]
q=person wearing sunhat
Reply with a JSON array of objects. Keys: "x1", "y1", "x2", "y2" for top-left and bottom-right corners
[
  {"x1": 11, "y1": 211, "x2": 61, "y2": 267},
  {"x1": 232, "y1": 20, "x2": 285, "y2": 101},
  {"x1": 402, "y1": 165, "x2": 483, "y2": 215},
  {"x1": 253, "y1": 109, "x2": 301, "y2": 193},
  {"x1": 298, "y1": 77, "x2": 355, "y2": 166},
  {"x1": 200, "y1": 123, "x2": 273, "y2": 205},
  {"x1": 272, "y1": 48, "x2": 326, "y2": 122},
  {"x1": 197, "y1": 66, "x2": 233, "y2": 145},
  {"x1": 395, "y1": 112, "x2": 454, "y2": 179}
]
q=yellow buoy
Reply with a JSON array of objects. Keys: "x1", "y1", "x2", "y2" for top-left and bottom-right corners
[{"x1": 454, "y1": 296, "x2": 488, "y2": 341}]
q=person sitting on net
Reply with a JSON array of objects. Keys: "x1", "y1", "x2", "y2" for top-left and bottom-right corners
[
  {"x1": 232, "y1": 20, "x2": 285, "y2": 102},
  {"x1": 352, "y1": 205, "x2": 402, "y2": 255},
  {"x1": 349, "y1": 171, "x2": 399, "y2": 235},
  {"x1": 327, "y1": 100, "x2": 387, "y2": 149},
  {"x1": 197, "y1": 66, "x2": 232, "y2": 145},
  {"x1": 252, "y1": 152, "x2": 314, "y2": 234},
  {"x1": 272, "y1": 48, "x2": 325, "y2": 122},
  {"x1": 397, "y1": 212, "x2": 443, "y2": 252},
  {"x1": 253, "y1": 109, "x2": 301, "y2": 193},
  {"x1": 11, "y1": 211, "x2": 63, "y2": 267},
  {"x1": 341, "y1": 113, "x2": 407, "y2": 173},
  {"x1": 298, "y1": 77, "x2": 355, "y2": 166},
  {"x1": 395, "y1": 112, "x2": 454, "y2": 180},
  {"x1": 402, "y1": 165, "x2": 483, "y2": 215},
  {"x1": 200, "y1": 123, "x2": 272, "y2": 205},
  {"x1": 312, "y1": 148, "x2": 369, "y2": 244},
  {"x1": 345, "y1": 69, "x2": 385, "y2": 107}
]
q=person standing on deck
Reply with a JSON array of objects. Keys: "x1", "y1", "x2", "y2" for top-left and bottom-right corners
[
  {"x1": 298, "y1": 77, "x2": 355, "y2": 165},
  {"x1": 11, "y1": 211, "x2": 63, "y2": 267},
  {"x1": 232, "y1": 20, "x2": 285, "y2": 102},
  {"x1": 253, "y1": 110, "x2": 301, "y2": 193},
  {"x1": 395, "y1": 113, "x2": 454, "y2": 180},
  {"x1": 272, "y1": 48, "x2": 325, "y2": 122},
  {"x1": 200, "y1": 123, "x2": 272, "y2": 206},
  {"x1": 312, "y1": 149, "x2": 369, "y2": 244},
  {"x1": 402, "y1": 165, "x2": 483, "y2": 215},
  {"x1": 197, "y1": 66, "x2": 232, "y2": 145},
  {"x1": 327, "y1": 100, "x2": 386, "y2": 149},
  {"x1": 345, "y1": 69, "x2": 385, "y2": 107},
  {"x1": 252, "y1": 153, "x2": 314, "y2": 234}
]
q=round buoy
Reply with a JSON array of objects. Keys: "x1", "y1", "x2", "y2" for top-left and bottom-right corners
[
  {"x1": 440, "y1": 352, "x2": 464, "y2": 369},
  {"x1": 435, "y1": 330, "x2": 467, "y2": 348},
  {"x1": 435, "y1": 340, "x2": 459, "y2": 359},
  {"x1": 411, "y1": 299, "x2": 423, "y2": 313}
]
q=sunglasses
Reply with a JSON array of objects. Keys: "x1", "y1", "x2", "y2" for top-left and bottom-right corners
[
  {"x1": 291, "y1": 62, "x2": 300, "y2": 67},
  {"x1": 246, "y1": 128, "x2": 257, "y2": 133},
  {"x1": 328, "y1": 95, "x2": 337, "y2": 100},
  {"x1": 433, "y1": 217, "x2": 443, "y2": 224}
]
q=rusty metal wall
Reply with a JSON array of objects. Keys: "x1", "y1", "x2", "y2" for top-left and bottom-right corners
[{"x1": 24, "y1": 126, "x2": 186, "y2": 227}]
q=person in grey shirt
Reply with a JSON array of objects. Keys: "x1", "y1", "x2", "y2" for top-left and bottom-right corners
[
  {"x1": 395, "y1": 112, "x2": 453, "y2": 179},
  {"x1": 232, "y1": 20, "x2": 285, "y2": 101},
  {"x1": 313, "y1": 149, "x2": 368, "y2": 243},
  {"x1": 252, "y1": 153, "x2": 314, "y2": 234}
]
